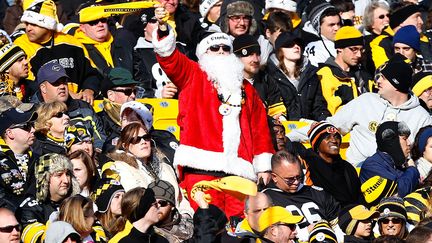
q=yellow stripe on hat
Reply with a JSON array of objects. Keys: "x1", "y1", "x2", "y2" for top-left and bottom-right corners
[{"x1": 79, "y1": 1, "x2": 159, "y2": 23}]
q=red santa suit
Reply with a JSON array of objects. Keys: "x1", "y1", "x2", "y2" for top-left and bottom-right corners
[{"x1": 153, "y1": 29, "x2": 274, "y2": 217}]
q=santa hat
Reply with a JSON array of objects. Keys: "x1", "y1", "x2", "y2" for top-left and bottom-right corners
[
  {"x1": 195, "y1": 32, "x2": 232, "y2": 60},
  {"x1": 265, "y1": 0, "x2": 297, "y2": 13},
  {"x1": 200, "y1": 0, "x2": 220, "y2": 18},
  {"x1": 21, "y1": 0, "x2": 63, "y2": 32},
  {"x1": 0, "y1": 44, "x2": 25, "y2": 73}
]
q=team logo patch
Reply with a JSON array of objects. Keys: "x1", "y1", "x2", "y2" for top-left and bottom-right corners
[
  {"x1": 368, "y1": 121, "x2": 378, "y2": 133},
  {"x1": 316, "y1": 232, "x2": 325, "y2": 242}
]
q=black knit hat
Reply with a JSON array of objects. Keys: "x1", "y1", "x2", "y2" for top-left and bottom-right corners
[
  {"x1": 389, "y1": 4, "x2": 421, "y2": 29},
  {"x1": 91, "y1": 178, "x2": 124, "y2": 213},
  {"x1": 306, "y1": 0, "x2": 336, "y2": 33},
  {"x1": 377, "y1": 53, "x2": 413, "y2": 94},
  {"x1": 307, "y1": 121, "x2": 341, "y2": 152},
  {"x1": 376, "y1": 121, "x2": 411, "y2": 168},
  {"x1": 233, "y1": 34, "x2": 260, "y2": 57},
  {"x1": 148, "y1": 179, "x2": 175, "y2": 206},
  {"x1": 377, "y1": 197, "x2": 407, "y2": 221}
]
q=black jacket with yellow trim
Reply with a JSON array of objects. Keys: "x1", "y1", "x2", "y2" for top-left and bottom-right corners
[
  {"x1": 252, "y1": 70, "x2": 286, "y2": 117},
  {"x1": 14, "y1": 31, "x2": 102, "y2": 96},
  {"x1": 265, "y1": 55, "x2": 330, "y2": 121},
  {"x1": 317, "y1": 57, "x2": 371, "y2": 115},
  {"x1": 368, "y1": 27, "x2": 394, "y2": 72},
  {"x1": 0, "y1": 141, "x2": 38, "y2": 208}
]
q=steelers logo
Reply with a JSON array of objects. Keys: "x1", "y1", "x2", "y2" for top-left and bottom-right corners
[
  {"x1": 368, "y1": 121, "x2": 378, "y2": 133},
  {"x1": 316, "y1": 232, "x2": 325, "y2": 242}
]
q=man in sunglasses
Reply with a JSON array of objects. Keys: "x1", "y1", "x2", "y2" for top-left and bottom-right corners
[
  {"x1": 262, "y1": 150, "x2": 342, "y2": 242},
  {"x1": 317, "y1": 26, "x2": 373, "y2": 115},
  {"x1": 149, "y1": 179, "x2": 194, "y2": 242},
  {"x1": 0, "y1": 107, "x2": 38, "y2": 208},
  {"x1": 153, "y1": 7, "x2": 274, "y2": 219},
  {"x1": 258, "y1": 206, "x2": 303, "y2": 243},
  {"x1": 32, "y1": 62, "x2": 107, "y2": 153},
  {"x1": 0, "y1": 208, "x2": 21, "y2": 243},
  {"x1": 14, "y1": 0, "x2": 101, "y2": 105}
]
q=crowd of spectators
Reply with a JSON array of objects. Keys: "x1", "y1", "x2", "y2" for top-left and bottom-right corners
[{"x1": 0, "y1": 0, "x2": 431, "y2": 242}]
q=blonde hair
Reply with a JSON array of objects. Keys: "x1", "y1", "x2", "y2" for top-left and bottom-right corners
[
  {"x1": 59, "y1": 195, "x2": 94, "y2": 236},
  {"x1": 35, "y1": 101, "x2": 67, "y2": 134}
]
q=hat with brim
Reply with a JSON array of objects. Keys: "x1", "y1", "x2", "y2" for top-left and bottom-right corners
[
  {"x1": 37, "y1": 62, "x2": 70, "y2": 86},
  {"x1": 258, "y1": 206, "x2": 304, "y2": 232},
  {"x1": 350, "y1": 205, "x2": 380, "y2": 220},
  {"x1": 275, "y1": 31, "x2": 303, "y2": 51},
  {"x1": 0, "y1": 108, "x2": 38, "y2": 134}
]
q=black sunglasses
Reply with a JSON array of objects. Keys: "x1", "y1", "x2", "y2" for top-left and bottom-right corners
[
  {"x1": 131, "y1": 134, "x2": 152, "y2": 144},
  {"x1": 53, "y1": 111, "x2": 66, "y2": 118},
  {"x1": 112, "y1": 88, "x2": 136, "y2": 96},
  {"x1": 209, "y1": 45, "x2": 231, "y2": 52},
  {"x1": 0, "y1": 224, "x2": 21, "y2": 233},
  {"x1": 87, "y1": 18, "x2": 108, "y2": 26},
  {"x1": 380, "y1": 218, "x2": 403, "y2": 224},
  {"x1": 9, "y1": 122, "x2": 34, "y2": 132},
  {"x1": 157, "y1": 199, "x2": 171, "y2": 207},
  {"x1": 378, "y1": 14, "x2": 390, "y2": 19}
]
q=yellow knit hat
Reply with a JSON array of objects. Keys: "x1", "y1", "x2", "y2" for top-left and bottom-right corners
[{"x1": 334, "y1": 26, "x2": 364, "y2": 49}]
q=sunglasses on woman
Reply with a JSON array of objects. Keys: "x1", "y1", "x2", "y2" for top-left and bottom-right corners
[
  {"x1": 0, "y1": 224, "x2": 21, "y2": 233},
  {"x1": 377, "y1": 14, "x2": 390, "y2": 19},
  {"x1": 131, "y1": 134, "x2": 152, "y2": 144},
  {"x1": 53, "y1": 111, "x2": 66, "y2": 118}
]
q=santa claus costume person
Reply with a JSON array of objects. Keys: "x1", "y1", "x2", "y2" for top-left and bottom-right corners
[{"x1": 152, "y1": 6, "x2": 275, "y2": 218}]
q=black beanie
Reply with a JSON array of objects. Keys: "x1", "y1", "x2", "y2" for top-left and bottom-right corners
[
  {"x1": 389, "y1": 4, "x2": 421, "y2": 29},
  {"x1": 376, "y1": 121, "x2": 411, "y2": 167},
  {"x1": 378, "y1": 53, "x2": 413, "y2": 93},
  {"x1": 129, "y1": 188, "x2": 156, "y2": 223}
]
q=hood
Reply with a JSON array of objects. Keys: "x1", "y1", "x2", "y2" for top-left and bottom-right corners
[
  {"x1": 302, "y1": 20, "x2": 319, "y2": 37},
  {"x1": 384, "y1": 94, "x2": 421, "y2": 110},
  {"x1": 74, "y1": 28, "x2": 113, "y2": 45}
]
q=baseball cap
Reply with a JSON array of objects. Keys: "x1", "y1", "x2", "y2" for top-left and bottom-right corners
[
  {"x1": 37, "y1": 62, "x2": 70, "y2": 86},
  {"x1": 0, "y1": 108, "x2": 37, "y2": 134},
  {"x1": 258, "y1": 206, "x2": 304, "y2": 232}
]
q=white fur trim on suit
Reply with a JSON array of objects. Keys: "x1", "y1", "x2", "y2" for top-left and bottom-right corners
[
  {"x1": 174, "y1": 145, "x2": 257, "y2": 181},
  {"x1": 152, "y1": 26, "x2": 176, "y2": 57},
  {"x1": 253, "y1": 153, "x2": 273, "y2": 173}
]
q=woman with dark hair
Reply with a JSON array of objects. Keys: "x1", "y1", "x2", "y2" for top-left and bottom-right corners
[
  {"x1": 58, "y1": 194, "x2": 107, "y2": 242},
  {"x1": 265, "y1": 31, "x2": 330, "y2": 121},
  {"x1": 106, "y1": 122, "x2": 194, "y2": 217},
  {"x1": 68, "y1": 150, "x2": 98, "y2": 197},
  {"x1": 376, "y1": 197, "x2": 409, "y2": 240}
]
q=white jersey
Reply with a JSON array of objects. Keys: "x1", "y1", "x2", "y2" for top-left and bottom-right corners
[{"x1": 304, "y1": 37, "x2": 336, "y2": 67}]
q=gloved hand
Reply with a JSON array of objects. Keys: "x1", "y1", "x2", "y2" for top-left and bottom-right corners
[{"x1": 334, "y1": 85, "x2": 354, "y2": 105}]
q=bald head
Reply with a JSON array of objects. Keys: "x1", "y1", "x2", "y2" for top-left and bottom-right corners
[{"x1": 244, "y1": 192, "x2": 273, "y2": 231}]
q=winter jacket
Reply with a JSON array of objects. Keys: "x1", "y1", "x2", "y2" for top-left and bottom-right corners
[
  {"x1": 251, "y1": 70, "x2": 286, "y2": 117},
  {"x1": 301, "y1": 149, "x2": 364, "y2": 207},
  {"x1": 317, "y1": 57, "x2": 371, "y2": 115},
  {"x1": 14, "y1": 31, "x2": 102, "y2": 95},
  {"x1": 73, "y1": 27, "x2": 137, "y2": 78},
  {"x1": 0, "y1": 141, "x2": 38, "y2": 207},
  {"x1": 266, "y1": 55, "x2": 330, "y2": 121},
  {"x1": 111, "y1": 221, "x2": 169, "y2": 243},
  {"x1": 32, "y1": 132, "x2": 67, "y2": 156},
  {"x1": 31, "y1": 94, "x2": 107, "y2": 150},
  {"x1": 369, "y1": 27, "x2": 394, "y2": 71},
  {"x1": 360, "y1": 151, "x2": 420, "y2": 197}
]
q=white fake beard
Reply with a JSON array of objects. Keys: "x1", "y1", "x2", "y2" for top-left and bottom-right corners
[{"x1": 199, "y1": 53, "x2": 244, "y2": 97}]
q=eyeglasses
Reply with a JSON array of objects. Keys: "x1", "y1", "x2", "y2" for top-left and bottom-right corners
[
  {"x1": 112, "y1": 88, "x2": 137, "y2": 96},
  {"x1": 275, "y1": 223, "x2": 296, "y2": 231},
  {"x1": 87, "y1": 18, "x2": 108, "y2": 26},
  {"x1": 53, "y1": 111, "x2": 66, "y2": 118},
  {"x1": 273, "y1": 172, "x2": 303, "y2": 186},
  {"x1": 228, "y1": 15, "x2": 252, "y2": 23},
  {"x1": 348, "y1": 47, "x2": 364, "y2": 54},
  {"x1": 209, "y1": 45, "x2": 231, "y2": 52},
  {"x1": 157, "y1": 200, "x2": 171, "y2": 207},
  {"x1": 379, "y1": 218, "x2": 403, "y2": 224},
  {"x1": 131, "y1": 134, "x2": 152, "y2": 144},
  {"x1": 0, "y1": 224, "x2": 21, "y2": 233},
  {"x1": 377, "y1": 14, "x2": 390, "y2": 19},
  {"x1": 9, "y1": 122, "x2": 34, "y2": 132}
]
